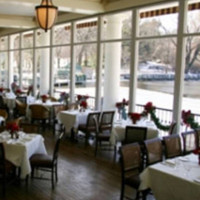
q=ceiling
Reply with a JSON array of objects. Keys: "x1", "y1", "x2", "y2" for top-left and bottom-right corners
[{"x1": 0, "y1": 0, "x2": 167, "y2": 34}]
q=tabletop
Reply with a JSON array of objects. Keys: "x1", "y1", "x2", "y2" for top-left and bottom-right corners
[
  {"x1": 0, "y1": 131, "x2": 47, "y2": 179},
  {"x1": 139, "y1": 154, "x2": 200, "y2": 200},
  {"x1": 110, "y1": 119, "x2": 159, "y2": 145},
  {"x1": 58, "y1": 109, "x2": 93, "y2": 135}
]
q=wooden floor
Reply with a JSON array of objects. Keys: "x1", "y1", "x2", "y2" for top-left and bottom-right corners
[{"x1": 2, "y1": 128, "x2": 155, "y2": 200}]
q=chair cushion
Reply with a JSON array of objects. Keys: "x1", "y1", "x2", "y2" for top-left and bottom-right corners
[
  {"x1": 125, "y1": 175, "x2": 141, "y2": 189},
  {"x1": 30, "y1": 154, "x2": 53, "y2": 168}
]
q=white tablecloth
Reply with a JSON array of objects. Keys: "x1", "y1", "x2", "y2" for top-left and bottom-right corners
[
  {"x1": 0, "y1": 131, "x2": 47, "y2": 178},
  {"x1": 110, "y1": 120, "x2": 159, "y2": 145},
  {"x1": 27, "y1": 101, "x2": 63, "y2": 120},
  {"x1": 58, "y1": 110, "x2": 92, "y2": 135},
  {"x1": 139, "y1": 154, "x2": 200, "y2": 200}
]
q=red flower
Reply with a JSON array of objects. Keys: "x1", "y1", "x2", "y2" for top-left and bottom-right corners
[
  {"x1": 116, "y1": 99, "x2": 129, "y2": 108},
  {"x1": 41, "y1": 94, "x2": 48, "y2": 100},
  {"x1": 181, "y1": 110, "x2": 194, "y2": 127},
  {"x1": 16, "y1": 89, "x2": 22, "y2": 94},
  {"x1": 80, "y1": 101, "x2": 87, "y2": 109},
  {"x1": 77, "y1": 95, "x2": 89, "y2": 101},
  {"x1": 144, "y1": 102, "x2": 155, "y2": 113},
  {"x1": 193, "y1": 147, "x2": 200, "y2": 155},
  {"x1": 6, "y1": 123, "x2": 19, "y2": 133},
  {"x1": 129, "y1": 112, "x2": 141, "y2": 124}
]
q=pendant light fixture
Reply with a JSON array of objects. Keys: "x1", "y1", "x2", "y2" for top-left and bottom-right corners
[{"x1": 35, "y1": 0, "x2": 58, "y2": 32}]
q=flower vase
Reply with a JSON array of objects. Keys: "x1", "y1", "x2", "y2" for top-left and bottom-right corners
[
  {"x1": 122, "y1": 107, "x2": 127, "y2": 120},
  {"x1": 42, "y1": 99, "x2": 46, "y2": 103}
]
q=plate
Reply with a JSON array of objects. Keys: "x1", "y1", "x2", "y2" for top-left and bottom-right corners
[{"x1": 179, "y1": 157, "x2": 189, "y2": 162}]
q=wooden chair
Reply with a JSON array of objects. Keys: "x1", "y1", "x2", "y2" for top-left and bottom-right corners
[
  {"x1": 20, "y1": 123, "x2": 40, "y2": 134},
  {"x1": 163, "y1": 134, "x2": 182, "y2": 159},
  {"x1": 78, "y1": 112, "x2": 101, "y2": 145},
  {"x1": 0, "y1": 109, "x2": 8, "y2": 125},
  {"x1": 144, "y1": 138, "x2": 163, "y2": 166},
  {"x1": 30, "y1": 132, "x2": 64, "y2": 189},
  {"x1": 93, "y1": 116, "x2": 114, "y2": 157},
  {"x1": 0, "y1": 96, "x2": 9, "y2": 113},
  {"x1": 181, "y1": 130, "x2": 199, "y2": 155},
  {"x1": 120, "y1": 143, "x2": 147, "y2": 200},
  {"x1": 124, "y1": 126, "x2": 147, "y2": 145},
  {"x1": 168, "y1": 121, "x2": 176, "y2": 135},
  {"x1": 29, "y1": 104, "x2": 50, "y2": 130},
  {"x1": 15, "y1": 99, "x2": 27, "y2": 117},
  {"x1": 0, "y1": 143, "x2": 17, "y2": 196},
  {"x1": 99, "y1": 110, "x2": 115, "y2": 133},
  {"x1": 16, "y1": 96, "x2": 27, "y2": 104},
  {"x1": 52, "y1": 104, "x2": 66, "y2": 135}
]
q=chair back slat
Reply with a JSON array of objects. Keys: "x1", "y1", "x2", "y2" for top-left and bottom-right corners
[
  {"x1": 124, "y1": 126, "x2": 147, "y2": 145},
  {"x1": 121, "y1": 143, "x2": 142, "y2": 175},
  {"x1": 144, "y1": 138, "x2": 163, "y2": 166},
  {"x1": 87, "y1": 112, "x2": 101, "y2": 127},
  {"x1": 181, "y1": 130, "x2": 199, "y2": 155},
  {"x1": 163, "y1": 134, "x2": 182, "y2": 158},
  {"x1": 53, "y1": 132, "x2": 64, "y2": 162},
  {"x1": 99, "y1": 111, "x2": 115, "y2": 132}
]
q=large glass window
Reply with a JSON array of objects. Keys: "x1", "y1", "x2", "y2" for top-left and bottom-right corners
[
  {"x1": 137, "y1": 38, "x2": 176, "y2": 109},
  {"x1": 36, "y1": 29, "x2": 50, "y2": 47},
  {"x1": 53, "y1": 46, "x2": 71, "y2": 98},
  {"x1": 75, "y1": 18, "x2": 98, "y2": 43},
  {"x1": 22, "y1": 31, "x2": 33, "y2": 48},
  {"x1": 10, "y1": 50, "x2": 20, "y2": 87},
  {"x1": 75, "y1": 44, "x2": 97, "y2": 108},
  {"x1": 10, "y1": 34, "x2": 20, "y2": 50},
  {"x1": 0, "y1": 37, "x2": 8, "y2": 50},
  {"x1": 53, "y1": 23, "x2": 71, "y2": 45},
  {"x1": 0, "y1": 52, "x2": 8, "y2": 87},
  {"x1": 21, "y1": 50, "x2": 33, "y2": 89},
  {"x1": 139, "y1": 2, "x2": 178, "y2": 36}
]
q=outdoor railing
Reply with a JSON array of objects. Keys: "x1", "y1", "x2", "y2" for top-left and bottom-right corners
[{"x1": 136, "y1": 103, "x2": 200, "y2": 137}]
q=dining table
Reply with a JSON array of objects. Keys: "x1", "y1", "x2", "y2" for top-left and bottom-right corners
[
  {"x1": 139, "y1": 153, "x2": 200, "y2": 200},
  {"x1": 57, "y1": 109, "x2": 94, "y2": 137},
  {"x1": 0, "y1": 131, "x2": 47, "y2": 179},
  {"x1": 110, "y1": 119, "x2": 159, "y2": 145}
]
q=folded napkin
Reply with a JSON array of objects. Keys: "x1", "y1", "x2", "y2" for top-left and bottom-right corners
[{"x1": 164, "y1": 159, "x2": 176, "y2": 167}]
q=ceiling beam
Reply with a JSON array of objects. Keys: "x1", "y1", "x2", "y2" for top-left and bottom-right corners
[
  {"x1": 105, "y1": 0, "x2": 170, "y2": 11},
  {"x1": 0, "y1": 0, "x2": 104, "y2": 15},
  {"x1": 0, "y1": 14, "x2": 36, "y2": 29}
]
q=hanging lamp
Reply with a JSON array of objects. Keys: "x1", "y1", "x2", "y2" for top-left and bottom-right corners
[{"x1": 35, "y1": 0, "x2": 58, "y2": 32}]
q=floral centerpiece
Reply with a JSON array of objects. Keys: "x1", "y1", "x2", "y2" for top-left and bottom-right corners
[
  {"x1": 77, "y1": 94, "x2": 89, "y2": 102},
  {"x1": 60, "y1": 92, "x2": 69, "y2": 105},
  {"x1": 77, "y1": 94, "x2": 89, "y2": 111},
  {"x1": 27, "y1": 85, "x2": 33, "y2": 95},
  {"x1": 0, "y1": 87, "x2": 4, "y2": 93},
  {"x1": 16, "y1": 88, "x2": 22, "y2": 95},
  {"x1": 193, "y1": 147, "x2": 200, "y2": 165},
  {"x1": 6, "y1": 123, "x2": 19, "y2": 139},
  {"x1": 128, "y1": 112, "x2": 141, "y2": 124},
  {"x1": 80, "y1": 100, "x2": 88, "y2": 111},
  {"x1": 41, "y1": 94, "x2": 48, "y2": 103},
  {"x1": 115, "y1": 98, "x2": 129, "y2": 120},
  {"x1": 181, "y1": 110, "x2": 199, "y2": 129}
]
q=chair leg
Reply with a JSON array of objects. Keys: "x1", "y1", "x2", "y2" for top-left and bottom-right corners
[
  {"x1": 51, "y1": 168, "x2": 54, "y2": 189},
  {"x1": 95, "y1": 140, "x2": 98, "y2": 156},
  {"x1": 55, "y1": 164, "x2": 58, "y2": 183},
  {"x1": 120, "y1": 184, "x2": 125, "y2": 200},
  {"x1": 31, "y1": 167, "x2": 34, "y2": 178}
]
